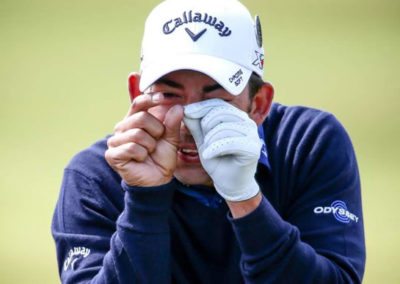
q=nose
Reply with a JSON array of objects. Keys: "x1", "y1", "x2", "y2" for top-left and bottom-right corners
[
  {"x1": 183, "y1": 91, "x2": 204, "y2": 106},
  {"x1": 179, "y1": 120, "x2": 197, "y2": 145},
  {"x1": 180, "y1": 120, "x2": 190, "y2": 135}
]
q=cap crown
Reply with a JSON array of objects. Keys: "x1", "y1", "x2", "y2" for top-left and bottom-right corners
[{"x1": 140, "y1": 0, "x2": 264, "y2": 95}]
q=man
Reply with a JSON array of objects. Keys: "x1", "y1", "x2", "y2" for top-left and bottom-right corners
[{"x1": 52, "y1": 0, "x2": 366, "y2": 283}]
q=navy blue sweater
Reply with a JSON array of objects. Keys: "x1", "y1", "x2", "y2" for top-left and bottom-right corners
[{"x1": 51, "y1": 103, "x2": 365, "y2": 283}]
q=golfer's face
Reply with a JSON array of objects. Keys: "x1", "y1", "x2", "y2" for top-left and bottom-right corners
[{"x1": 144, "y1": 70, "x2": 252, "y2": 186}]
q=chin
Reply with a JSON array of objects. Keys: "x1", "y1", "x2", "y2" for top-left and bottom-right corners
[{"x1": 174, "y1": 166, "x2": 213, "y2": 186}]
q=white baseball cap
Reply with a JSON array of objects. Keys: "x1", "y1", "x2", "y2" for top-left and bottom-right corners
[{"x1": 139, "y1": 0, "x2": 265, "y2": 95}]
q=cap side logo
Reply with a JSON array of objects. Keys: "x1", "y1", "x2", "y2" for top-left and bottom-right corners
[
  {"x1": 163, "y1": 10, "x2": 232, "y2": 39},
  {"x1": 252, "y1": 50, "x2": 264, "y2": 70},
  {"x1": 255, "y1": 15, "x2": 263, "y2": 48},
  {"x1": 229, "y1": 69, "x2": 243, "y2": 86}
]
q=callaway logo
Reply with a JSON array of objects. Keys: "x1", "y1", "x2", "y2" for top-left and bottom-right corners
[
  {"x1": 185, "y1": 28, "x2": 207, "y2": 42},
  {"x1": 163, "y1": 10, "x2": 232, "y2": 42},
  {"x1": 63, "y1": 247, "x2": 91, "y2": 271},
  {"x1": 314, "y1": 200, "x2": 359, "y2": 224}
]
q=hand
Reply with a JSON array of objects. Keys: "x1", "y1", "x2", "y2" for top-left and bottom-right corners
[
  {"x1": 183, "y1": 99, "x2": 261, "y2": 201},
  {"x1": 105, "y1": 93, "x2": 183, "y2": 186}
]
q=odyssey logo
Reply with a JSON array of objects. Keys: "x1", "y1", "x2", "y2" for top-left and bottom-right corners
[{"x1": 314, "y1": 200, "x2": 359, "y2": 224}]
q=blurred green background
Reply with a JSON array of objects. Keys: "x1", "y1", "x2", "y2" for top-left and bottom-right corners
[{"x1": 0, "y1": 0, "x2": 399, "y2": 283}]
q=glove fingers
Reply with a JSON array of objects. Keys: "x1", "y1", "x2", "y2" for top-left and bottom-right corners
[
  {"x1": 203, "y1": 120, "x2": 259, "y2": 145},
  {"x1": 184, "y1": 98, "x2": 245, "y2": 148},
  {"x1": 202, "y1": 136, "x2": 262, "y2": 162},
  {"x1": 200, "y1": 105, "x2": 249, "y2": 134},
  {"x1": 183, "y1": 116, "x2": 204, "y2": 147},
  {"x1": 184, "y1": 98, "x2": 261, "y2": 164},
  {"x1": 183, "y1": 98, "x2": 231, "y2": 119}
]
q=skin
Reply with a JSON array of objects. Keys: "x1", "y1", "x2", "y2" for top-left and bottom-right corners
[{"x1": 105, "y1": 70, "x2": 274, "y2": 218}]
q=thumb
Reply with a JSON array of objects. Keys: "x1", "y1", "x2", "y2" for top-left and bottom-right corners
[{"x1": 163, "y1": 104, "x2": 184, "y2": 147}]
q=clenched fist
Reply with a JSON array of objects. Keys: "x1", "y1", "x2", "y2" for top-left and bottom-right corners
[{"x1": 105, "y1": 93, "x2": 183, "y2": 186}]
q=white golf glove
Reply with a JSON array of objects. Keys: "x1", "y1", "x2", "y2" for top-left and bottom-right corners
[{"x1": 183, "y1": 99, "x2": 261, "y2": 201}]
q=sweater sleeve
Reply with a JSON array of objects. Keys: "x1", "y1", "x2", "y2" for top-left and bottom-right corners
[
  {"x1": 229, "y1": 111, "x2": 365, "y2": 283},
  {"x1": 51, "y1": 169, "x2": 175, "y2": 283}
]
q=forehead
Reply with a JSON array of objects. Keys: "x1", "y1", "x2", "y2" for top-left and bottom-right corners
[
  {"x1": 150, "y1": 69, "x2": 250, "y2": 99},
  {"x1": 156, "y1": 70, "x2": 218, "y2": 87}
]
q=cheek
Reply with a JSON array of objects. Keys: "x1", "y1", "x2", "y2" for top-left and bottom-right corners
[
  {"x1": 174, "y1": 163, "x2": 213, "y2": 186},
  {"x1": 230, "y1": 96, "x2": 251, "y2": 113}
]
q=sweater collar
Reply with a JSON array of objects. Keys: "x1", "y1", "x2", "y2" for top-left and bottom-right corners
[{"x1": 258, "y1": 125, "x2": 271, "y2": 170}]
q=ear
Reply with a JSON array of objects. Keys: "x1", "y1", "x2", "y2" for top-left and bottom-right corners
[
  {"x1": 249, "y1": 82, "x2": 274, "y2": 125},
  {"x1": 128, "y1": 72, "x2": 141, "y2": 102}
]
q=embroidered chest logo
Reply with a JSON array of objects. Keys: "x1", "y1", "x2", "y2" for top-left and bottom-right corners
[
  {"x1": 163, "y1": 10, "x2": 232, "y2": 42},
  {"x1": 314, "y1": 200, "x2": 359, "y2": 224},
  {"x1": 63, "y1": 247, "x2": 91, "y2": 271}
]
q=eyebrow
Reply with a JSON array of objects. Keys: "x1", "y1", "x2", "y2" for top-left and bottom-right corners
[
  {"x1": 203, "y1": 83, "x2": 222, "y2": 93},
  {"x1": 155, "y1": 78, "x2": 183, "y2": 89},
  {"x1": 155, "y1": 78, "x2": 222, "y2": 94}
]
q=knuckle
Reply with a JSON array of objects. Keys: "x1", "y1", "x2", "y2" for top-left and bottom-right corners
[
  {"x1": 148, "y1": 140, "x2": 157, "y2": 153},
  {"x1": 124, "y1": 128, "x2": 143, "y2": 145},
  {"x1": 135, "y1": 111, "x2": 147, "y2": 124},
  {"x1": 136, "y1": 153, "x2": 147, "y2": 162},
  {"x1": 122, "y1": 112, "x2": 146, "y2": 131},
  {"x1": 128, "y1": 128, "x2": 142, "y2": 139},
  {"x1": 107, "y1": 136, "x2": 116, "y2": 148},
  {"x1": 127, "y1": 142, "x2": 137, "y2": 152},
  {"x1": 113, "y1": 121, "x2": 123, "y2": 133},
  {"x1": 154, "y1": 125, "x2": 165, "y2": 139},
  {"x1": 128, "y1": 143, "x2": 147, "y2": 162},
  {"x1": 104, "y1": 149, "x2": 114, "y2": 163}
]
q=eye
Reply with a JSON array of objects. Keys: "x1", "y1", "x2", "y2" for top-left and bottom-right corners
[
  {"x1": 222, "y1": 98, "x2": 233, "y2": 103},
  {"x1": 163, "y1": 92, "x2": 181, "y2": 99},
  {"x1": 162, "y1": 92, "x2": 185, "y2": 104}
]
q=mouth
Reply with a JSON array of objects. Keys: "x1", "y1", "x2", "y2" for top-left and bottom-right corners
[{"x1": 178, "y1": 146, "x2": 200, "y2": 163}]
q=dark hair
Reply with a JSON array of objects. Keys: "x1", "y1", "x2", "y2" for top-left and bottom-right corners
[{"x1": 248, "y1": 72, "x2": 264, "y2": 99}]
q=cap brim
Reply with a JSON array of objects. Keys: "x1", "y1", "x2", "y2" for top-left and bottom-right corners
[{"x1": 139, "y1": 54, "x2": 252, "y2": 96}]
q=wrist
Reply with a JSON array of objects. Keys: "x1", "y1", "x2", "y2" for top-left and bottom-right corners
[
  {"x1": 215, "y1": 178, "x2": 260, "y2": 202},
  {"x1": 122, "y1": 176, "x2": 174, "y2": 188},
  {"x1": 226, "y1": 191, "x2": 262, "y2": 219},
  {"x1": 121, "y1": 179, "x2": 176, "y2": 194},
  {"x1": 120, "y1": 180, "x2": 177, "y2": 233}
]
